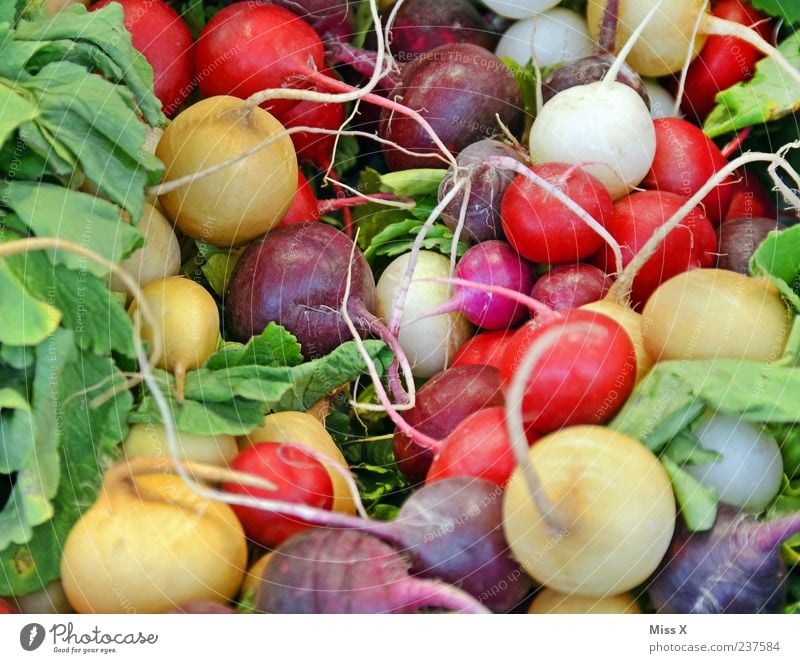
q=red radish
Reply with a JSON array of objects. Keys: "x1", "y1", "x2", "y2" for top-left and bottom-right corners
[
  {"x1": 500, "y1": 309, "x2": 637, "y2": 433},
  {"x1": 379, "y1": 43, "x2": 524, "y2": 170},
  {"x1": 222, "y1": 443, "x2": 334, "y2": 548},
  {"x1": 279, "y1": 172, "x2": 321, "y2": 225},
  {"x1": 591, "y1": 190, "x2": 717, "y2": 307},
  {"x1": 724, "y1": 168, "x2": 778, "y2": 221},
  {"x1": 271, "y1": 0, "x2": 355, "y2": 43},
  {"x1": 412, "y1": 241, "x2": 535, "y2": 331},
  {"x1": 427, "y1": 407, "x2": 538, "y2": 487},
  {"x1": 641, "y1": 118, "x2": 734, "y2": 224},
  {"x1": 0, "y1": 597, "x2": 15, "y2": 614},
  {"x1": 90, "y1": 0, "x2": 194, "y2": 117},
  {"x1": 677, "y1": 0, "x2": 773, "y2": 121},
  {"x1": 501, "y1": 163, "x2": 615, "y2": 264},
  {"x1": 451, "y1": 330, "x2": 516, "y2": 371},
  {"x1": 531, "y1": 264, "x2": 612, "y2": 311},
  {"x1": 392, "y1": 364, "x2": 504, "y2": 484}
]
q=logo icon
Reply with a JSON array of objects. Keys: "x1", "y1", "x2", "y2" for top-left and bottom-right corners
[{"x1": 20, "y1": 623, "x2": 45, "y2": 652}]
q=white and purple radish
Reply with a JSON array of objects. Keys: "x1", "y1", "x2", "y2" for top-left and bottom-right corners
[
  {"x1": 648, "y1": 504, "x2": 800, "y2": 613},
  {"x1": 375, "y1": 250, "x2": 473, "y2": 379},
  {"x1": 255, "y1": 529, "x2": 489, "y2": 614},
  {"x1": 438, "y1": 139, "x2": 528, "y2": 244},
  {"x1": 408, "y1": 241, "x2": 536, "y2": 331},
  {"x1": 684, "y1": 412, "x2": 783, "y2": 512}
]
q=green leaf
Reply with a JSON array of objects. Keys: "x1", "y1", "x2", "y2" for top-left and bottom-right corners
[
  {"x1": 351, "y1": 0, "x2": 375, "y2": 49},
  {"x1": 206, "y1": 323, "x2": 304, "y2": 371},
  {"x1": 0, "y1": 82, "x2": 38, "y2": 145},
  {"x1": 750, "y1": 225, "x2": 800, "y2": 312},
  {"x1": 332, "y1": 133, "x2": 360, "y2": 175},
  {"x1": 663, "y1": 431, "x2": 722, "y2": 466},
  {"x1": 751, "y1": 0, "x2": 800, "y2": 23},
  {"x1": 661, "y1": 457, "x2": 718, "y2": 532},
  {"x1": 201, "y1": 251, "x2": 240, "y2": 297},
  {"x1": 0, "y1": 260, "x2": 61, "y2": 346},
  {"x1": 379, "y1": 169, "x2": 447, "y2": 197},
  {"x1": 364, "y1": 218, "x2": 469, "y2": 261},
  {"x1": 704, "y1": 32, "x2": 800, "y2": 138}
]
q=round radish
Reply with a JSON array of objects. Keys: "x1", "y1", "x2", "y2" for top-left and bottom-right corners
[
  {"x1": 495, "y1": 8, "x2": 594, "y2": 67},
  {"x1": 452, "y1": 329, "x2": 516, "y2": 371},
  {"x1": 531, "y1": 263, "x2": 612, "y2": 311},
  {"x1": 541, "y1": 53, "x2": 649, "y2": 106},
  {"x1": 528, "y1": 589, "x2": 640, "y2": 614},
  {"x1": 642, "y1": 78, "x2": 679, "y2": 119},
  {"x1": 484, "y1": 0, "x2": 561, "y2": 20},
  {"x1": 716, "y1": 216, "x2": 785, "y2": 274}
]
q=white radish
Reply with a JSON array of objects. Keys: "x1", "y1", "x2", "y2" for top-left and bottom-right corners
[
  {"x1": 642, "y1": 78, "x2": 680, "y2": 119},
  {"x1": 495, "y1": 9, "x2": 594, "y2": 68},
  {"x1": 483, "y1": 0, "x2": 561, "y2": 20}
]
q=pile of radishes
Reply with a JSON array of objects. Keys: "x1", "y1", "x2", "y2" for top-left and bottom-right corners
[{"x1": 25, "y1": 0, "x2": 800, "y2": 616}]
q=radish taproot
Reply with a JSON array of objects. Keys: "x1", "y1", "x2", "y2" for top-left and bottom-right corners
[
  {"x1": 155, "y1": 95, "x2": 298, "y2": 248},
  {"x1": 641, "y1": 268, "x2": 791, "y2": 362},
  {"x1": 648, "y1": 504, "x2": 800, "y2": 613},
  {"x1": 255, "y1": 529, "x2": 489, "y2": 613}
]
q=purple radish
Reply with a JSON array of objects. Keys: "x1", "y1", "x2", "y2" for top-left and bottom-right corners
[
  {"x1": 716, "y1": 217, "x2": 785, "y2": 275},
  {"x1": 256, "y1": 529, "x2": 489, "y2": 613},
  {"x1": 530, "y1": 263, "x2": 612, "y2": 311},
  {"x1": 413, "y1": 241, "x2": 535, "y2": 330},
  {"x1": 648, "y1": 504, "x2": 800, "y2": 614},
  {"x1": 439, "y1": 139, "x2": 528, "y2": 244},
  {"x1": 393, "y1": 364, "x2": 504, "y2": 484},
  {"x1": 379, "y1": 43, "x2": 524, "y2": 171},
  {"x1": 271, "y1": 0, "x2": 354, "y2": 42},
  {"x1": 224, "y1": 476, "x2": 531, "y2": 612}
]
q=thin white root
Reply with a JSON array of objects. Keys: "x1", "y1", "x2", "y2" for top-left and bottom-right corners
[
  {"x1": 486, "y1": 156, "x2": 624, "y2": 276},
  {"x1": 702, "y1": 15, "x2": 800, "y2": 89},
  {"x1": 505, "y1": 322, "x2": 595, "y2": 533},
  {"x1": 672, "y1": 0, "x2": 709, "y2": 116}
]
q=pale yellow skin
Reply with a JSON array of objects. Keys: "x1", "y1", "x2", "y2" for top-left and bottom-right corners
[
  {"x1": 124, "y1": 423, "x2": 238, "y2": 467},
  {"x1": 46, "y1": 0, "x2": 88, "y2": 13},
  {"x1": 503, "y1": 426, "x2": 676, "y2": 597},
  {"x1": 587, "y1": 0, "x2": 709, "y2": 77},
  {"x1": 128, "y1": 276, "x2": 220, "y2": 390},
  {"x1": 110, "y1": 203, "x2": 181, "y2": 294},
  {"x1": 239, "y1": 552, "x2": 273, "y2": 601},
  {"x1": 642, "y1": 269, "x2": 791, "y2": 363},
  {"x1": 581, "y1": 299, "x2": 653, "y2": 382},
  {"x1": 156, "y1": 95, "x2": 298, "y2": 248},
  {"x1": 238, "y1": 411, "x2": 356, "y2": 515},
  {"x1": 61, "y1": 470, "x2": 247, "y2": 613},
  {"x1": 528, "y1": 588, "x2": 641, "y2": 614},
  {"x1": 375, "y1": 251, "x2": 473, "y2": 378}
]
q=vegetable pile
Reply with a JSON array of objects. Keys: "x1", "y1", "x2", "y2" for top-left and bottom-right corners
[{"x1": 3, "y1": 0, "x2": 800, "y2": 615}]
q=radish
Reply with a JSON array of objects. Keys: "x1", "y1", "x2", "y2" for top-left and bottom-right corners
[
  {"x1": 439, "y1": 139, "x2": 528, "y2": 244},
  {"x1": 685, "y1": 412, "x2": 783, "y2": 512},
  {"x1": 483, "y1": 0, "x2": 561, "y2": 21},
  {"x1": 642, "y1": 78, "x2": 679, "y2": 118},
  {"x1": 716, "y1": 216, "x2": 785, "y2": 274},
  {"x1": 90, "y1": 0, "x2": 194, "y2": 117},
  {"x1": 531, "y1": 264, "x2": 611, "y2": 311},
  {"x1": 501, "y1": 163, "x2": 615, "y2": 264},
  {"x1": 222, "y1": 443, "x2": 334, "y2": 548},
  {"x1": 501, "y1": 309, "x2": 637, "y2": 432},
  {"x1": 379, "y1": 43, "x2": 524, "y2": 170},
  {"x1": 411, "y1": 241, "x2": 535, "y2": 331},
  {"x1": 124, "y1": 423, "x2": 238, "y2": 468},
  {"x1": 641, "y1": 268, "x2": 792, "y2": 363},
  {"x1": 375, "y1": 251, "x2": 473, "y2": 379},
  {"x1": 724, "y1": 168, "x2": 778, "y2": 221},
  {"x1": 155, "y1": 95, "x2": 298, "y2": 248},
  {"x1": 641, "y1": 117, "x2": 734, "y2": 224},
  {"x1": 271, "y1": 0, "x2": 355, "y2": 42},
  {"x1": 393, "y1": 364, "x2": 504, "y2": 484},
  {"x1": 494, "y1": 8, "x2": 594, "y2": 68},
  {"x1": 255, "y1": 529, "x2": 489, "y2": 613},
  {"x1": 427, "y1": 406, "x2": 538, "y2": 487},
  {"x1": 528, "y1": 589, "x2": 640, "y2": 614},
  {"x1": 648, "y1": 504, "x2": 800, "y2": 613},
  {"x1": 451, "y1": 329, "x2": 516, "y2": 371}
]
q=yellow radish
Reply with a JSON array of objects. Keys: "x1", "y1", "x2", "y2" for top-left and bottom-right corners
[
  {"x1": 124, "y1": 423, "x2": 237, "y2": 467},
  {"x1": 528, "y1": 588, "x2": 641, "y2": 614},
  {"x1": 239, "y1": 552, "x2": 273, "y2": 600}
]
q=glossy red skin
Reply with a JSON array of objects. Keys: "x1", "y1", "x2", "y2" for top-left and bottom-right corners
[
  {"x1": 531, "y1": 263, "x2": 611, "y2": 311},
  {"x1": 279, "y1": 172, "x2": 320, "y2": 225},
  {"x1": 0, "y1": 597, "x2": 16, "y2": 614},
  {"x1": 195, "y1": 2, "x2": 325, "y2": 116},
  {"x1": 500, "y1": 310, "x2": 637, "y2": 433},
  {"x1": 275, "y1": 71, "x2": 346, "y2": 169},
  {"x1": 591, "y1": 190, "x2": 717, "y2": 308},
  {"x1": 91, "y1": 0, "x2": 194, "y2": 117},
  {"x1": 222, "y1": 443, "x2": 333, "y2": 548},
  {"x1": 451, "y1": 329, "x2": 516, "y2": 370},
  {"x1": 392, "y1": 365, "x2": 504, "y2": 484},
  {"x1": 641, "y1": 118, "x2": 734, "y2": 225},
  {"x1": 724, "y1": 168, "x2": 778, "y2": 221},
  {"x1": 678, "y1": 0, "x2": 773, "y2": 121},
  {"x1": 501, "y1": 163, "x2": 615, "y2": 264},
  {"x1": 427, "y1": 407, "x2": 538, "y2": 488}
]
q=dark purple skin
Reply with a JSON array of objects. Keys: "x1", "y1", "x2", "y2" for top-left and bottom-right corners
[
  {"x1": 439, "y1": 139, "x2": 528, "y2": 243},
  {"x1": 385, "y1": 0, "x2": 499, "y2": 65},
  {"x1": 272, "y1": 0, "x2": 354, "y2": 42},
  {"x1": 541, "y1": 54, "x2": 650, "y2": 107},
  {"x1": 392, "y1": 364, "x2": 504, "y2": 484},
  {"x1": 225, "y1": 223, "x2": 377, "y2": 358},
  {"x1": 256, "y1": 529, "x2": 489, "y2": 613},
  {"x1": 379, "y1": 43, "x2": 524, "y2": 171},
  {"x1": 648, "y1": 504, "x2": 800, "y2": 613},
  {"x1": 169, "y1": 600, "x2": 237, "y2": 614},
  {"x1": 716, "y1": 216, "x2": 785, "y2": 274},
  {"x1": 530, "y1": 263, "x2": 612, "y2": 311}
]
